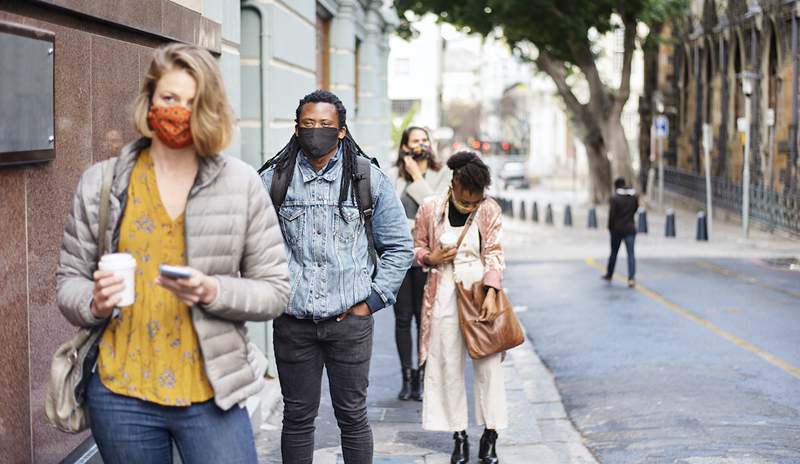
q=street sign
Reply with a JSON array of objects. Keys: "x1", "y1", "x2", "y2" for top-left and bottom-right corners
[
  {"x1": 655, "y1": 115, "x2": 669, "y2": 138},
  {"x1": 737, "y1": 117, "x2": 748, "y2": 133},
  {"x1": 702, "y1": 123, "x2": 713, "y2": 150}
]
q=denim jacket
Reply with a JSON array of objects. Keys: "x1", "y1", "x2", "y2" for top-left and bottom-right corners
[{"x1": 260, "y1": 147, "x2": 413, "y2": 320}]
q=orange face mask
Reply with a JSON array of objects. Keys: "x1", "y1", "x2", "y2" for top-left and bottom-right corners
[{"x1": 147, "y1": 105, "x2": 193, "y2": 149}]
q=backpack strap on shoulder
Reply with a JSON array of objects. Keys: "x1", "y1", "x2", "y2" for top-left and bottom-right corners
[
  {"x1": 268, "y1": 151, "x2": 298, "y2": 214},
  {"x1": 355, "y1": 156, "x2": 378, "y2": 276}
]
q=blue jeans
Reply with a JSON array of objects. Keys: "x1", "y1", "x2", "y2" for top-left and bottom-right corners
[
  {"x1": 87, "y1": 373, "x2": 257, "y2": 464},
  {"x1": 606, "y1": 233, "x2": 636, "y2": 279}
]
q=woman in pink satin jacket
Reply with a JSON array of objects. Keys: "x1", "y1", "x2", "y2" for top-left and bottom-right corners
[{"x1": 412, "y1": 151, "x2": 506, "y2": 464}]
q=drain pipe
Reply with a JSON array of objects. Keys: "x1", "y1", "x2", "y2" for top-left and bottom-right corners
[
  {"x1": 242, "y1": 1, "x2": 272, "y2": 164},
  {"x1": 791, "y1": 1, "x2": 799, "y2": 190},
  {"x1": 240, "y1": 1, "x2": 277, "y2": 380}
]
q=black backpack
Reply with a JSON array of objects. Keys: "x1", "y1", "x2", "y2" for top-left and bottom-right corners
[{"x1": 265, "y1": 151, "x2": 380, "y2": 273}]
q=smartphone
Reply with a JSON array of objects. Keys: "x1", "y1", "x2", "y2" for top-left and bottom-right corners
[{"x1": 159, "y1": 264, "x2": 193, "y2": 280}]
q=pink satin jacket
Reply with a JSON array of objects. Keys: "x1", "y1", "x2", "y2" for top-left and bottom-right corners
[{"x1": 413, "y1": 193, "x2": 505, "y2": 365}]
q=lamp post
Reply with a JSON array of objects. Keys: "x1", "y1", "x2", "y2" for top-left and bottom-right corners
[
  {"x1": 702, "y1": 123, "x2": 713, "y2": 240},
  {"x1": 739, "y1": 71, "x2": 757, "y2": 239}
]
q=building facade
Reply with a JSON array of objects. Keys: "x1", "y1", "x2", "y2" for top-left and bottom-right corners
[
  {"x1": 0, "y1": 1, "x2": 396, "y2": 462},
  {"x1": 241, "y1": 0, "x2": 396, "y2": 168},
  {"x1": 644, "y1": 0, "x2": 800, "y2": 234}
]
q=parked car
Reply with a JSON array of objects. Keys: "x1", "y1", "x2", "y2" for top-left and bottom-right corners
[{"x1": 499, "y1": 160, "x2": 530, "y2": 190}]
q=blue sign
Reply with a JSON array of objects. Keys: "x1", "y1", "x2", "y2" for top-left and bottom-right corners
[{"x1": 655, "y1": 116, "x2": 669, "y2": 138}]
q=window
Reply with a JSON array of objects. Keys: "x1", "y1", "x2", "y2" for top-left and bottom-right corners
[{"x1": 316, "y1": 12, "x2": 331, "y2": 90}]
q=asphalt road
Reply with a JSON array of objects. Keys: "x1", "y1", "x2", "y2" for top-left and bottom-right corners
[{"x1": 507, "y1": 256, "x2": 800, "y2": 463}]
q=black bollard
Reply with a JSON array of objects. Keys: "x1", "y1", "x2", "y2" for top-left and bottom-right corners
[
  {"x1": 587, "y1": 207, "x2": 598, "y2": 229},
  {"x1": 665, "y1": 209, "x2": 676, "y2": 237},
  {"x1": 532, "y1": 202, "x2": 539, "y2": 222},
  {"x1": 520, "y1": 200, "x2": 527, "y2": 221},
  {"x1": 564, "y1": 205, "x2": 573, "y2": 227},
  {"x1": 501, "y1": 198, "x2": 510, "y2": 217},
  {"x1": 696, "y1": 211, "x2": 708, "y2": 241},
  {"x1": 545, "y1": 204, "x2": 554, "y2": 225},
  {"x1": 637, "y1": 208, "x2": 648, "y2": 234}
]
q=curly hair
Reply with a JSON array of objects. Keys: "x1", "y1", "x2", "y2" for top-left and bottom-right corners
[{"x1": 447, "y1": 151, "x2": 491, "y2": 193}]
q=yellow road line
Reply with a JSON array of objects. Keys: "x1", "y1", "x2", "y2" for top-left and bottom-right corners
[{"x1": 585, "y1": 257, "x2": 800, "y2": 380}]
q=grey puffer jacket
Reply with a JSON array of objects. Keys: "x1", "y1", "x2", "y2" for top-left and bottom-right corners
[{"x1": 56, "y1": 138, "x2": 290, "y2": 410}]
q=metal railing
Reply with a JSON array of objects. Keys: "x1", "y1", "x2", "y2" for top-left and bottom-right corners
[{"x1": 662, "y1": 166, "x2": 800, "y2": 234}]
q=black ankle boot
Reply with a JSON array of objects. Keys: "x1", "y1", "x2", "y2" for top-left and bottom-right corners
[
  {"x1": 398, "y1": 368, "x2": 413, "y2": 400},
  {"x1": 411, "y1": 366, "x2": 424, "y2": 401},
  {"x1": 451, "y1": 430, "x2": 469, "y2": 463},
  {"x1": 478, "y1": 428, "x2": 498, "y2": 464}
]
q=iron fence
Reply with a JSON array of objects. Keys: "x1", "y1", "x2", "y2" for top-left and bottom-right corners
[{"x1": 662, "y1": 166, "x2": 800, "y2": 235}]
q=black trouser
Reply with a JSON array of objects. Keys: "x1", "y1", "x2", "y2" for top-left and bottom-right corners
[
  {"x1": 394, "y1": 266, "x2": 427, "y2": 369},
  {"x1": 606, "y1": 232, "x2": 636, "y2": 279},
  {"x1": 273, "y1": 313, "x2": 374, "y2": 464}
]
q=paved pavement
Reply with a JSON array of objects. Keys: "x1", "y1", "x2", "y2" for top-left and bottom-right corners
[
  {"x1": 254, "y1": 186, "x2": 799, "y2": 463},
  {"x1": 254, "y1": 296, "x2": 597, "y2": 463}
]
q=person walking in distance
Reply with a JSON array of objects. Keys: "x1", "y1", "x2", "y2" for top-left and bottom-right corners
[
  {"x1": 389, "y1": 126, "x2": 451, "y2": 401},
  {"x1": 603, "y1": 177, "x2": 639, "y2": 287},
  {"x1": 259, "y1": 90, "x2": 414, "y2": 464},
  {"x1": 413, "y1": 151, "x2": 507, "y2": 464},
  {"x1": 56, "y1": 43, "x2": 290, "y2": 464}
]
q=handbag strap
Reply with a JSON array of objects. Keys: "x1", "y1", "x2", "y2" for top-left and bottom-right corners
[
  {"x1": 454, "y1": 209, "x2": 477, "y2": 251},
  {"x1": 93, "y1": 158, "x2": 117, "y2": 328},
  {"x1": 97, "y1": 159, "x2": 116, "y2": 257}
]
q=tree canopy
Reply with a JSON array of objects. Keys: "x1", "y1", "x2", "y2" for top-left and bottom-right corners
[{"x1": 395, "y1": 0, "x2": 689, "y2": 201}]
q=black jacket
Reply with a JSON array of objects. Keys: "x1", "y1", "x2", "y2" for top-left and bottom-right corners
[{"x1": 608, "y1": 188, "x2": 639, "y2": 236}]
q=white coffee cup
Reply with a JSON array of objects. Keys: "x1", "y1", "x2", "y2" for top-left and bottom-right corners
[
  {"x1": 439, "y1": 230, "x2": 459, "y2": 248},
  {"x1": 98, "y1": 253, "x2": 136, "y2": 307}
]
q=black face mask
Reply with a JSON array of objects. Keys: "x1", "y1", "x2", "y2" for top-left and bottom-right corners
[{"x1": 297, "y1": 127, "x2": 340, "y2": 159}]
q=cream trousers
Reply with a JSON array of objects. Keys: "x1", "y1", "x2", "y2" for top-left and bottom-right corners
[{"x1": 422, "y1": 258, "x2": 508, "y2": 432}]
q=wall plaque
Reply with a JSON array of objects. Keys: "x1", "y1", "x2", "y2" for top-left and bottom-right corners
[{"x1": 0, "y1": 21, "x2": 55, "y2": 166}]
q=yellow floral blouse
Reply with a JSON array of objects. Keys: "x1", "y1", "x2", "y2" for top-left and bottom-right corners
[{"x1": 98, "y1": 149, "x2": 214, "y2": 406}]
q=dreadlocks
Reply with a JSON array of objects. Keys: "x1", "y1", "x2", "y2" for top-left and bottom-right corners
[{"x1": 258, "y1": 90, "x2": 372, "y2": 220}]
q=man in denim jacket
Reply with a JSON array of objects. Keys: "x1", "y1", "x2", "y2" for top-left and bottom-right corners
[{"x1": 259, "y1": 90, "x2": 413, "y2": 463}]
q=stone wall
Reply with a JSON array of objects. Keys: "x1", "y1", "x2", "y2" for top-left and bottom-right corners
[{"x1": 0, "y1": 1, "x2": 239, "y2": 462}]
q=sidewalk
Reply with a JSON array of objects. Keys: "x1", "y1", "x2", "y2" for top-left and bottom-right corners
[
  {"x1": 497, "y1": 186, "x2": 799, "y2": 262},
  {"x1": 254, "y1": 306, "x2": 597, "y2": 463}
]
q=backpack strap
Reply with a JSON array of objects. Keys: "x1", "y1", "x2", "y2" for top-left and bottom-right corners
[
  {"x1": 355, "y1": 156, "x2": 378, "y2": 276},
  {"x1": 268, "y1": 151, "x2": 298, "y2": 213}
]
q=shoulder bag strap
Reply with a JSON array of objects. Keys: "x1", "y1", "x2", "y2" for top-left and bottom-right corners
[{"x1": 97, "y1": 159, "x2": 116, "y2": 257}]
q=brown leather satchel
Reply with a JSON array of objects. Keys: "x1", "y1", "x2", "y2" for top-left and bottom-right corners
[{"x1": 452, "y1": 209, "x2": 524, "y2": 359}]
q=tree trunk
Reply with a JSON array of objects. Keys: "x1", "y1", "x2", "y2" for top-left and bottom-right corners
[
  {"x1": 603, "y1": 117, "x2": 635, "y2": 186},
  {"x1": 582, "y1": 138, "x2": 613, "y2": 204}
]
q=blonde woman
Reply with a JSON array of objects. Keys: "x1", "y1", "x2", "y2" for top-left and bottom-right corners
[{"x1": 56, "y1": 43, "x2": 289, "y2": 463}]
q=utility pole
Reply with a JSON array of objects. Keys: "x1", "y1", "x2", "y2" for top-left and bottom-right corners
[
  {"x1": 739, "y1": 72, "x2": 756, "y2": 239},
  {"x1": 702, "y1": 123, "x2": 714, "y2": 240}
]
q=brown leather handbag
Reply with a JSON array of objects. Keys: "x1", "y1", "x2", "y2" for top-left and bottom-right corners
[{"x1": 452, "y1": 210, "x2": 524, "y2": 359}]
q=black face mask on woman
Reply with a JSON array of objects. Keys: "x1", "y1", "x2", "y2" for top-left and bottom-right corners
[{"x1": 297, "y1": 127, "x2": 340, "y2": 159}]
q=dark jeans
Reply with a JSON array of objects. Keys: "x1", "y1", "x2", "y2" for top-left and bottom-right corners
[
  {"x1": 87, "y1": 373, "x2": 257, "y2": 464},
  {"x1": 606, "y1": 233, "x2": 636, "y2": 279},
  {"x1": 274, "y1": 313, "x2": 374, "y2": 464},
  {"x1": 394, "y1": 266, "x2": 427, "y2": 369}
]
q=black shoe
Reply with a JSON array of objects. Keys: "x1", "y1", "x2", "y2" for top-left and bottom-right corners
[
  {"x1": 411, "y1": 366, "x2": 424, "y2": 401},
  {"x1": 601, "y1": 274, "x2": 612, "y2": 281},
  {"x1": 451, "y1": 430, "x2": 469, "y2": 464},
  {"x1": 478, "y1": 428, "x2": 498, "y2": 464},
  {"x1": 398, "y1": 368, "x2": 413, "y2": 400}
]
